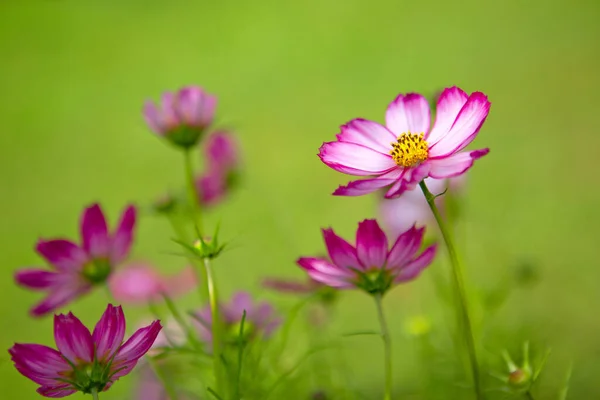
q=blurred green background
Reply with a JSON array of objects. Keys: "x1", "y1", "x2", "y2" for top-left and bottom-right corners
[{"x1": 1, "y1": 0, "x2": 600, "y2": 398}]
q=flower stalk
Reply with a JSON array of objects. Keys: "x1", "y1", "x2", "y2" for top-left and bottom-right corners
[
  {"x1": 91, "y1": 387, "x2": 100, "y2": 400},
  {"x1": 374, "y1": 293, "x2": 392, "y2": 400},
  {"x1": 183, "y1": 148, "x2": 204, "y2": 236},
  {"x1": 204, "y1": 257, "x2": 225, "y2": 395},
  {"x1": 419, "y1": 180, "x2": 482, "y2": 399}
]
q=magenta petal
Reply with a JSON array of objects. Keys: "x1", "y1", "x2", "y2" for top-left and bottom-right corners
[
  {"x1": 92, "y1": 304, "x2": 126, "y2": 362},
  {"x1": 356, "y1": 220, "x2": 388, "y2": 268},
  {"x1": 31, "y1": 283, "x2": 91, "y2": 317},
  {"x1": 429, "y1": 92, "x2": 491, "y2": 157},
  {"x1": 143, "y1": 102, "x2": 166, "y2": 135},
  {"x1": 81, "y1": 204, "x2": 110, "y2": 259},
  {"x1": 384, "y1": 164, "x2": 430, "y2": 199},
  {"x1": 108, "y1": 359, "x2": 138, "y2": 384},
  {"x1": 426, "y1": 86, "x2": 469, "y2": 145},
  {"x1": 36, "y1": 240, "x2": 88, "y2": 272},
  {"x1": 333, "y1": 169, "x2": 402, "y2": 196},
  {"x1": 37, "y1": 384, "x2": 78, "y2": 398},
  {"x1": 429, "y1": 148, "x2": 489, "y2": 179},
  {"x1": 297, "y1": 257, "x2": 354, "y2": 288},
  {"x1": 9, "y1": 343, "x2": 71, "y2": 385},
  {"x1": 319, "y1": 141, "x2": 396, "y2": 176},
  {"x1": 54, "y1": 313, "x2": 94, "y2": 364},
  {"x1": 205, "y1": 131, "x2": 239, "y2": 172},
  {"x1": 336, "y1": 119, "x2": 397, "y2": 154},
  {"x1": 15, "y1": 269, "x2": 57, "y2": 289},
  {"x1": 385, "y1": 93, "x2": 431, "y2": 136},
  {"x1": 322, "y1": 228, "x2": 362, "y2": 270},
  {"x1": 395, "y1": 245, "x2": 437, "y2": 283},
  {"x1": 176, "y1": 86, "x2": 216, "y2": 127},
  {"x1": 110, "y1": 205, "x2": 136, "y2": 264},
  {"x1": 113, "y1": 320, "x2": 162, "y2": 365},
  {"x1": 387, "y1": 226, "x2": 424, "y2": 269}
]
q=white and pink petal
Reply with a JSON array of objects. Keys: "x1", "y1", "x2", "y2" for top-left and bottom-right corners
[
  {"x1": 385, "y1": 93, "x2": 431, "y2": 136},
  {"x1": 428, "y1": 148, "x2": 489, "y2": 179},
  {"x1": 336, "y1": 119, "x2": 397, "y2": 153},
  {"x1": 319, "y1": 141, "x2": 396, "y2": 176}
]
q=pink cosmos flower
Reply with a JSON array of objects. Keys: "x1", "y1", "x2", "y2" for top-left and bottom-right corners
[
  {"x1": 196, "y1": 131, "x2": 241, "y2": 207},
  {"x1": 379, "y1": 176, "x2": 465, "y2": 239},
  {"x1": 15, "y1": 204, "x2": 136, "y2": 317},
  {"x1": 297, "y1": 219, "x2": 436, "y2": 294},
  {"x1": 318, "y1": 86, "x2": 490, "y2": 198},
  {"x1": 108, "y1": 262, "x2": 198, "y2": 304},
  {"x1": 194, "y1": 292, "x2": 281, "y2": 344},
  {"x1": 143, "y1": 86, "x2": 217, "y2": 148},
  {"x1": 8, "y1": 304, "x2": 161, "y2": 397}
]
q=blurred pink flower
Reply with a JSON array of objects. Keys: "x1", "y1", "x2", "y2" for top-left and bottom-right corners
[
  {"x1": 379, "y1": 176, "x2": 465, "y2": 239},
  {"x1": 8, "y1": 304, "x2": 161, "y2": 397},
  {"x1": 196, "y1": 131, "x2": 241, "y2": 207},
  {"x1": 319, "y1": 86, "x2": 490, "y2": 198},
  {"x1": 262, "y1": 276, "x2": 323, "y2": 295},
  {"x1": 194, "y1": 292, "x2": 281, "y2": 344},
  {"x1": 108, "y1": 262, "x2": 198, "y2": 304},
  {"x1": 297, "y1": 219, "x2": 436, "y2": 294},
  {"x1": 15, "y1": 204, "x2": 136, "y2": 317},
  {"x1": 143, "y1": 86, "x2": 217, "y2": 148}
]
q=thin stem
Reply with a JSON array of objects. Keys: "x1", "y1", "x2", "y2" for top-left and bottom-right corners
[
  {"x1": 525, "y1": 392, "x2": 535, "y2": 400},
  {"x1": 183, "y1": 147, "x2": 203, "y2": 237},
  {"x1": 419, "y1": 181, "x2": 482, "y2": 399},
  {"x1": 374, "y1": 293, "x2": 392, "y2": 400},
  {"x1": 204, "y1": 257, "x2": 224, "y2": 395},
  {"x1": 90, "y1": 388, "x2": 100, "y2": 400},
  {"x1": 148, "y1": 357, "x2": 179, "y2": 400}
]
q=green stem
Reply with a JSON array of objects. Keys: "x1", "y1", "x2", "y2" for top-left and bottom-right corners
[
  {"x1": 90, "y1": 388, "x2": 100, "y2": 400},
  {"x1": 525, "y1": 392, "x2": 535, "y2": 400},
  {"x1": 374, "y1": 293, "x2": 392, "y2": 400},
  {"x1": 147, "y1": 357, "x2": 179, "y2": 400},
  {"x1": 204, "y1": 257, "x2": 224, "y2": 395},
  {"x1": 419, "y1": 181, "x2": 482, "y2": 400},
  {"x1": 183, "y1": 147, "x2": 203, "y2": 237}
]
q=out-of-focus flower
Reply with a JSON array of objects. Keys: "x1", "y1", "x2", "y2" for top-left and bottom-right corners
[
  {"x1": 403, "y1": 315, "x2": 432, "y2": 337},
  {"x1": 297, "y1": 219, "x2": 436, "y2": 295},
  {"x1": 194, "y1": 292, "x2": 281, "y2": 344},
  {"x1": 262, "y1": 277, "x2": 324, "y2": 295},
  {"x1": 8, "y1": 304, "x2": 161, "y2": 397},
  {"x1": 143, "y1": 86, "x2": 217, "y2": 148},
  {"x1": 15, "y1": 204, "x2": 136, "y2": 317},
  {"x1": 108, "y1": 262, "x2": 197, "y2": 304},
  {"x1": 318, "y1": 86, "x2": 490, "y2": 198},
  {"x1": 196, "y1": 131, "x2": 241, "y2": 207},
  {"x1": 379, "y1": 176, "x2": 465, "y2": 239}
]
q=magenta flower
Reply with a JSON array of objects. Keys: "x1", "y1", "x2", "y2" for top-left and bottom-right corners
[
  {"x1": 196, "y1": 131, "x2": 241, "y2": 207},
  {"x1": 15, "y1": 204, "x2": 136, "y2": 317},
  {"x1": 143, "y1": 86, "x2": 217, "y2": 148},
  {"x1": 319, "y1": 86, "x2": 490, "y2": 198},
  {"x1": 108, "y1": 262, "x2": 198, "y2": 304},
  {"x1": 8, "y1": 304, "x2": 162, "y2": 397},
  {"x1": 195, "y1": 292, "x2": 281, "y2": 344},
  {"x1": 297, "y1": 219, "x2": 436, "y2": 294},
  {"x1": 379, "y1": 176, "x2": 465, "y2": 239}
]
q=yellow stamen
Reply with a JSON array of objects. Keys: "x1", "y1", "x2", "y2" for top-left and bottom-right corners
[{"x1": 390, "y1": 132, "x2": 429, "y2": 167}]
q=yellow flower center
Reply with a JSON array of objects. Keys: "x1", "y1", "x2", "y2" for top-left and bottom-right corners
[{"x1": 390, "y1": 133, "x2": 429, "y2": 167}]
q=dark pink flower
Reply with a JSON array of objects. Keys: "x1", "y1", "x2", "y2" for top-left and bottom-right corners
[
  {"x1": 195, "y1": 131, "x2": 241, "y2": 207},
  {"x1": 143, "y1": 86, "x2": 217, "y2": 148},
  {"x1": 8, "y1": 304, "x2": 161, "y2": 397},
  {"x1": 297, "y1": 219, "x2": 436, "y2": 294},
  {"x1": 108, "y1": 262, "x2": 197, "y2": 304},
  {"x1": 194, "y1": 292, "x2": 281, "y2": 344},
  {"x1": 15, "y1": 204, "x2": 136, "y2": 317},
  {"x1": 319, "y1": 86, "x2": 490, "y2": 198}
]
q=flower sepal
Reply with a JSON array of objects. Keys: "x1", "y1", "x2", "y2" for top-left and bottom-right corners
[
  {"x1": 354, "y1": 268, "x2": 395, "y2": 295},
  {"x1": 165, "y1": 125, "x2": 207, "y2": 150}
]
